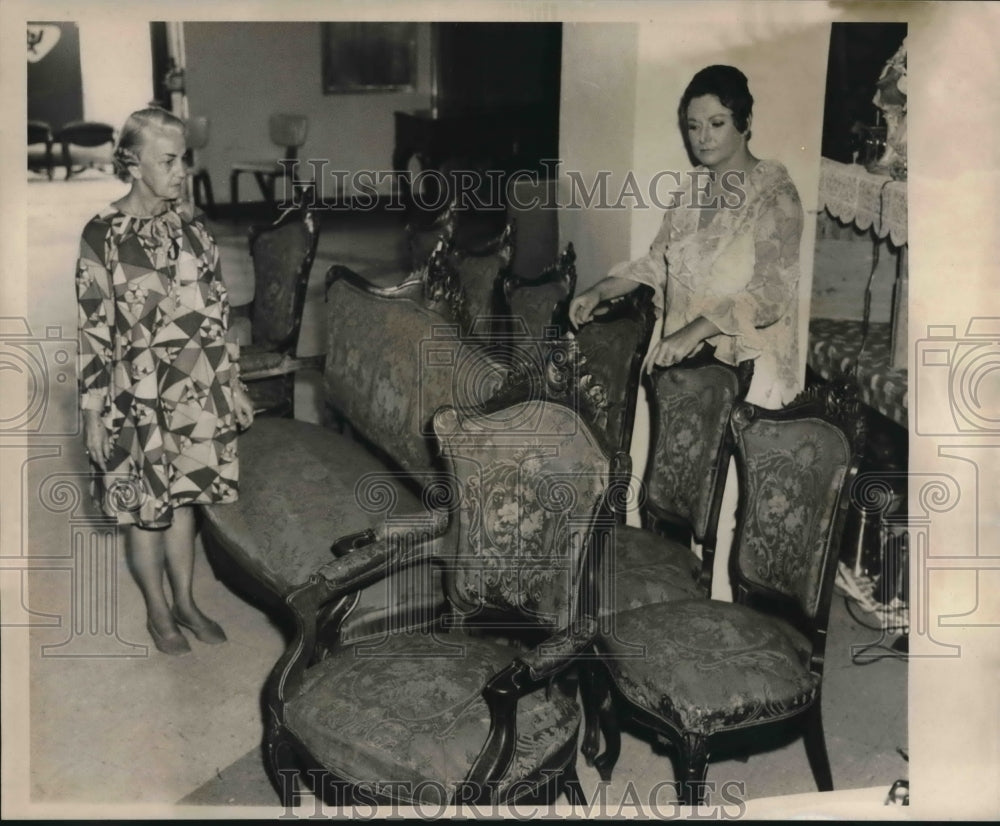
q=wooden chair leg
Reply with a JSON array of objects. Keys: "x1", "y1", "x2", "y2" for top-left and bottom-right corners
[
  {"x1": 578, "y1": 660, "x2": 601, "y2": 767},
  {"x1": 592, "y1": 664, "x2": 621, "y2": 782},
  {"x1": 266, "y1": 722, "x2": 301, "y2": 809},
  {"x1": 230, "y1": 170, "x2": 241, "y2": 220},
  {"x1": 678, "y1": 733, "x2": 711, "y2": 806},
  {"x1": 803, "y1": 701, "x2": 834, "y2": 791}
]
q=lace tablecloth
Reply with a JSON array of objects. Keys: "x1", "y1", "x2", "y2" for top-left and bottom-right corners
[
  {"x1": 808, "y1": 318, "x2": 908, "y2": 429},
  {"x1": 818, "y1": 158, "x2": 907, "y2": 247}
]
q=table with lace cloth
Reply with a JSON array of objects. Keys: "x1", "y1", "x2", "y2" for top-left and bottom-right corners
[
  {"x1": 809, "y1": 160, "x2": 908, "y2": 428},
  {"x1": 818, "y1": 158, "x2": 907, "y2": 247}
]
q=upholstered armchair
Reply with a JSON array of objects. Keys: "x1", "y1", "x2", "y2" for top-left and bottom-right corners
[
  {"x1": 591, "y1": 383, "x2": 866, "y2": 804},
  {"x1": 232, "y1": 206, "x2": 320, "y2": 418},
  {"x1": 264, "y1": 397, "x2": 626, "y2": 807}
]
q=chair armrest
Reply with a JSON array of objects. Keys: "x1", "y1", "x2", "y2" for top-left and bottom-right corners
[
  {"x1": 313, "y1": 509, "x2": 450, "y2": 598},
  {"x1": 516, "y1": 617, "x2": 598, "y2": 682},
  {"x1": 461, "y1": 617, "x2": 597, "y2": 801},
  {"x1": 241, "y1": 353, "x2": 325, "y2": 381},
  {"x1": 269, "y1": 512, "x2": 450, "y2": 705}
]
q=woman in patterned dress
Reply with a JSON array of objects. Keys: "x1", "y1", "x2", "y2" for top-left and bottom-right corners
[
  {"x1": 568, "y1": 65, "x2": 805, "y2": 599},
  {"x1": 77, "y1": 108, "x2": 254, "y2": 654}
]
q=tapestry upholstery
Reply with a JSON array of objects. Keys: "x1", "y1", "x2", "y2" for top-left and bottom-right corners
[
  {"x1": 450, "y1": 249, "x2": 506, "y2": 338},
  {"x1": 600, "y1": 599, "x2": 817, "y2": 735},
  {"x1": 434, "y1": 401, "x2": 608, "y2": 631},
  {"x1": 324, "y1": 278, "x2": 507, "y2": 477},
  {"x1": 600, "y1": 525, "x2": 702, "y2": 616},
  {"x1": 646, "y1": 364, "x2": 741, "y2": 539},
  {"x1": 507, "y1": 279, "x2": 571, "y2": 342},
  {"x1": 199, "y1": 417, "x2": 420, "y2": 594},
  {"x1": 733, "y1": 417, "x2": 850, "y2": 618},
  {"x1": 285, "y1": 633, "x2": 579, "y2": 803},
  {"x1": 250, "y1": 211, "x2": 316, "y2": 352},
  {"x1": 572, "y1": 292, "x2": 656, "y2": 454}
]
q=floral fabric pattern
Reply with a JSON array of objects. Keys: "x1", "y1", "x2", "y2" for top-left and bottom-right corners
[
  {"x1": 600, "y1": 599, "x2": 817, "y2": 735},
  {"x1": 735, "y1": 419, "x2": 850, "y2": 617},
  {"x1": 600, "y1": 525, "x2": 702, "y2": 616},
  {"x1": 76, "y1": 204, "x2": 239, "y2": 527},
  {"x1": 610, "y1": 160, "x2": 804, "y2": 408},
  {"x1": 286, "y1": 632, "x2": 579, "y2": 803},
  {"x1": 647, "y1": 365, "x2": 739, "y2": 538},
  {"x1": 437, "y1": 402, "x2": 608, "y2": 630}
]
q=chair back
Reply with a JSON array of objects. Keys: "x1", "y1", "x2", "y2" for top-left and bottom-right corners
[
  {"x1": 186, "y1": 115, "x2": 210, "y2": 150},
  {"x1": 420, "y1": 224, "x2": 515, "y2": 339},
  {"x1": 269, "y1": 113, "x2": 309, "y2": 159},
  {"x1": 28, "y1": 120, "x2": 52, "y2": 145},
  {"x1": 434, "y1": 399, "x2": 611, "y2": 631},
  {"x1": 58, "y1": 121, "x2": 115, "y2": 148},
  {"x1": 645, "y1": 346, "x2": 753, "y2": 542},
  {"x1": 729, "y1": 383, "x2": 865, "y2": 646},
  {"x1": 501, "y1": 242, "x2": 577, "y2": 342},
  {"x1": 248, "y1": 207, "x2": 320, "y2": 353},
  {"x1": 572, "y1": 284, "x2": 657, "y2": 457}
]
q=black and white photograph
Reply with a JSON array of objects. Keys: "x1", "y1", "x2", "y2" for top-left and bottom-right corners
[{"x1": 3, "y1": 0, "x2": 999, "y2": 819}]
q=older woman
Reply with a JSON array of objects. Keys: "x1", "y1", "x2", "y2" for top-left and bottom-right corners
[
  {"x1": 76, "y1": 107, "x2": 254, "y2": 654},
  {"x1": 569, "y1": 64, "x2": 803, "y2": 409},
  {"x1": 569, "y1": 65, "x2": 804, "y2": 599}
]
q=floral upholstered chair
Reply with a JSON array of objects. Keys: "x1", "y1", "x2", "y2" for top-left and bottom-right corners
[
  {"x1": 264, "y1": 398, "x2": 625, "y2": 807},
  {"x1": 590, "y1": 383, "x2": 865, "y2": 804},
  {"x1": 232, "y1": 206, "x2": 320, "y2": 418},
  {"x1": 578, "y1": 345, "x2": 752, "y2": 769}
]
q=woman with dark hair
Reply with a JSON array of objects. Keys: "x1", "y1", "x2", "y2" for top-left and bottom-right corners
[
  {"x1": 569, "y1": 65, "x2": 804, "y2": 600},
  {"x1": 76, "y1": 107, "x2": 254, "y2": 654},
  {"x1": 570, "y1": 64, "x2": 803, "y2": 409}
]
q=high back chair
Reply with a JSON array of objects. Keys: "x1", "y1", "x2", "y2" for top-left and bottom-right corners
[
  {"x1": 185, "y1": 115, "x2": 215, "y2": 217},
  {"x1": 577, "y1": 346, "x2": 752, "y2": 768},
  {"x1": 28, "y1": 120, "x2": 55, "y2": 179},
  {"x1": 229, "y1": 113, "x2": 309, "y2": 214},
  {"x1": 232, "y1": 206, "x2": 320, "y2": 418},
  {"x1": 263, "y1": 397, "x2": 622, "y2": 808},
  {"x1": 592, "y1": 383, "x2": 866, "y2": 804}
]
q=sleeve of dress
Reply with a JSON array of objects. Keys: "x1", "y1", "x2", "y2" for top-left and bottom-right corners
[
  {"x1": 697, "y1": 182, "x2": 803, "y2": 343},
  {"x1": 606, "y1": 210, "x2": 673, "y2": 315},
  {"x1": 76, "y1": 221, "x2": 115, "y2": 412}
]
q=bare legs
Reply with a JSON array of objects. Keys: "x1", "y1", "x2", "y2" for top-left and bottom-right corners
[{"x1": 126, "y1": 506, "x2": 224, "y2": 652}]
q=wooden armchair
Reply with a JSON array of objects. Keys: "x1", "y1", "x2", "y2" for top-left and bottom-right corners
[
  {"x1": 265, "y1": 395, "x2": 625, "y2": 807},
  {"x1": 592, "y1": 383, "x2": 866, "y2": 803}
]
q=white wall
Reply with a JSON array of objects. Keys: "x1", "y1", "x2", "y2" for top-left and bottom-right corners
[
  {"x1": 557, "y1": 23, "x2": 639, "y2": 287},
  {"x1": 78, "y1": 20, "x2": 152, "y2": 128},
  {"x1": 183, "y1": 22, "x2": 433, "y2": 202}
]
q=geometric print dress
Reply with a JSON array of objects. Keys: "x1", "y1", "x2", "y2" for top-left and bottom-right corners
[{"x1": 76, "y1": 203, "x2": 241, "y2": 528}]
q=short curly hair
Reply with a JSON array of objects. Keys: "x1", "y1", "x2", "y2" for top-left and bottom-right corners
[
  {"x1": 679, "y1": 65, "x2": 754, "y2": 134},
  {"x1": 112, "y1": 107, "x2": 185, "y2": 183}
]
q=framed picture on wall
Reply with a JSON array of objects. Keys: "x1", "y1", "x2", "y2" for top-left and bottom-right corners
[{"x1": 321, "y1": 22, "x2": 417, "y2": 93}]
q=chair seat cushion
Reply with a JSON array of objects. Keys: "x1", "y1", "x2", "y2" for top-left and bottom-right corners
[
  {"x1": 285, "y1": 632, "x2": 580, "y2": 803},
  {"x1": 201, "y1": 417, "x2": 420, "y2": 594},
  {"x1": 600, "y1": 599, "x2": 817, "y2": 736},
  {"x1": 600, "y1": 525, "x2": 703, "y2": 616}
]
